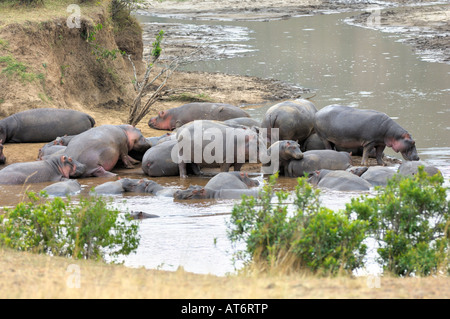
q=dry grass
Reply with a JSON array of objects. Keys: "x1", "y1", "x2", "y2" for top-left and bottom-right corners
[
  {"x1": 0, "y1": 0, "x2": 106, "y2": 27},
  {"x1": 1, "y1": 247, "x2": 449, "y2": 299}
]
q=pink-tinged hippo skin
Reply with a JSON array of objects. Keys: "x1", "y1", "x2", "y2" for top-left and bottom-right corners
[
  {"x1": 314, "y1": 105, "x2": 419, "y2": 166},
  {"x1": 0, "y1": 140, "x2": 5, "y2": 164},
  {"x1": 148, "y1": 102, "x2": 250, "y2": 131},
  {"x1": 0, "y1": 108, "x2": 95, "y2": 143},
  {"x1": 63, "y1": 125, "x2": 150, "y2": 178},
  {"x1": 261, "y1": 99, "x2": 318, "y2": 145},
  {"x1": 0, "y1": 155, "x2": 85, "y2": 185}
]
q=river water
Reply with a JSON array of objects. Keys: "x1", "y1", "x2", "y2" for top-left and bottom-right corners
[{"x1": 1, "y1": 10, "x2": 448, "y2": 276}]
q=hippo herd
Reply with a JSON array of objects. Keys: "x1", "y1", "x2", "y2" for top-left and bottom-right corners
[{"x1": 0, "y1": 102, "x2": 441, "y2": 205}]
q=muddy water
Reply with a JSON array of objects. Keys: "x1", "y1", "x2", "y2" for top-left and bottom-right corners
[{"x1": 1, "y1": 11, "x2": 449, "y2": 276}]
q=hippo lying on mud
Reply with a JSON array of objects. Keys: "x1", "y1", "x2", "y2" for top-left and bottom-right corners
[
  {"x1": 0, "y1": 108, "x2": 95, "y2": 143},
  {"x1": 174, "y1": 172, "x2": 260, "y2": 200},
  {"x1": 63, "y1": 125, "x2": 150, "y2": 177},
  {"x1": 314, "y1": 105, "x2": 419, "y2": 166},
  {"x1": 0, "y1": 140, "x2": 5, "y2": 164},
  {"x1": 148, "y1": 103, "x2": 250, "y2": 131},
  {"x1": 0, "y1": 155, "x2": 85, "y2": 185},
  {"x1": 261, "y1": 99, "x2": 317, "y2": 145}
]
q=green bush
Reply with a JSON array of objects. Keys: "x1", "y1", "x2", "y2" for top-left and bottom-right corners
[
  {"x1": 0, "y1": 192, "x2": 140, "y2": 262},
  {"x1": 346, "y1": 167, "x2": 450, "y2": 276},
  {"x1": 228, "y1": 174, "x2": 368, "y2": 275}
]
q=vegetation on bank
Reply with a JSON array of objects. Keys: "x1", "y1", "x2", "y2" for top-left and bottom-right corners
[
  {"x1": 0, "y1": 192, "x2": 140, "y2": 262},
  {"x1": 228, "y1": 168, "x2": 450, "y2": 277}
]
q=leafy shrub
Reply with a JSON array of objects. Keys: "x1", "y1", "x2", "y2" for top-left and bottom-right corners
[
  {"x1": 228, "y1": 174, "x2": 368, "y2": 275},
  {"x1": 346, "y1": 167, "x2": 450, "y2": 276},
  {"x1": 0, "y1": 192, "x2": 140, "y2": 262}
]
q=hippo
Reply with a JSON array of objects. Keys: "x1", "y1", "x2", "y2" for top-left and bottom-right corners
[
  {"x1": 314, "y1": 105, "x2": 419, "y2": 166},
  {"x1": 223, "y1": 117, "x2": 261, "y2": 128},
  {"x1": 397, "y1": 161, "x2": 441, "y2": 177},
  {"x1": 360, "y1": 166, "x2": 396, "y2": 186},
  {"x1": 308, "y1": 169, "x2": 373, "y2": 191},
  {"x1": 122, "y1": 178, "x2": 176, "y2": 197},
  {"x1": 174, "y1": 172, "x2": 260, "y2": 200},
  {"x1": 128, "y1": 211, "x2": 160, "y2": 219},
  {"x1": 261, "y1": 99, "x2": 317, "y2": 145},
  {"x1": 0, "y1": 108, "x2": 95, "y2": 143},
  {"x1": 175, "y1": 120, "x2": 264, "y2": 178},
  {"x1": 37, "y1": 144, "x2": 67, "y2": 160},
  {"x1": 41, "y1": 180, "x2": 82, "y2": 197},
  {"x1": 146, "y1": 133, "x2": 174, "y2": 147},
  {"x1": 91, "y1": 180, "x2": 127, "y2": 195},
  {"x1": 0, "y1": 154, "x2": 85, "y2": 185},
  {"x1": 148, "y1": 103, "x2": 250, "y2": 131},
  {"x1": 0, "y1": 140, "x2": 5, "y2": 164},
  {"x1": 285, "y1": 150, "x2": 352, "y2": 177},
  {"x1": 302, "y1": 133, "x2": 326, "y2": 152},
  {"x1": 142, "y1": 139, "x2": 180, "y2": 177},
  {"x1": 63, "y1": 125, "x2": 150, "y2": 177},
  {"x1": 174, "y1": 185, "x2": 260, "y2": 200},
  {"x1": 264, "y1": 140, "x2": 304, "y2": 175}
]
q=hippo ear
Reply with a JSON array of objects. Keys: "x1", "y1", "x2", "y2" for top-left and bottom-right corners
[
  {"x1": 159, "y1": 111, "x2": 165, "y2": 117},
  {"x1": 60, "y1": 155, "x2": 67, "y2": 162}
]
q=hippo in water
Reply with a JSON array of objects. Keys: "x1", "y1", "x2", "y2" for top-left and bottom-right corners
[
  {"x1": 0, "y1": 108, "x2": 95, "y2": 143},
  {"x1": 314, "y1": 105, "x2": 419, "y2": 166},
  {"x1": 174, "y1": 172, "x2": 260, "y2": 200},
  {"x1": 0, "y1": 140, "x2": 5, "y2": 164},
  {"x1": 263, "y1": 140, "x2": 304, "y2": 175},
  {"x1": 308, "y1": 169, "x2": 372, "y2": 192},
  {"x1": 63, "y1": 125, "x2": 150, "y2": 177},
  {"x1": 42, "y1": 180, "x2": 82, "y2": 197},
  {"x1": 0, "y1": 155, "x2": 85, "y2": 185},
  {"x1": 148, "y1": 103, "x2": 250, "y2": 131},
  {"x1": 261, "y1": 99, "x2": 317, "y2": 145},
  {"x1": 286, "y1": 150, "x2": 352, "y2": 177}
]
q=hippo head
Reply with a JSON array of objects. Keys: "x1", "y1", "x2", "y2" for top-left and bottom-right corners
[
  {"x1": 0, "y1": 139, "x2": 5, "y2": 164},
  {"x1": 307, "y1": 169, "x2": 331, "y2": 186},
  {"x1": 174, "y1": 185, "x2": 208, "y2": 200},
  {"x1": 120, "y1": 125, "x2": 151, "y2": 153},
  {"x1": 58, "y1": 155, "x2": 86, "y2": 178},
  {"x1": 390, "y1": 133, "x2": 420, "y2": 162},
  {"x1": 148, "y1": 110, "x2": 176, "y2": 130},
  {"x1": 239, "y1": 172, "x2": 260, "y2": 187},
  {"x1": 120, "y1": 178, "x2": 143, "y2": 192},
  {"x1": 283, "y1": 140, "x2": 303, "y2": 160}
]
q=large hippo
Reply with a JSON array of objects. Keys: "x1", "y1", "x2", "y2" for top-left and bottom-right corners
[
  {"x1": 0, "y1": 155, "x2": 85, "y2": 185},
  {"x1": 261, "y1": 99, "x2": 317, "y2": 145},
  {"x1": 308, "y1": 169, "x2": 372, "y2": 191},
  {"x1": 42, "y1": 180, "x2": 82, "y2": 197},
  {"x1": 174, "y1": 172, "x2": 260, "y2": 200},
  {"x1": 285, "y1": 150, "x2": 352, "y2": 177},
  {"x1": 148, "y1": 103, "x2": 250, "y2": 131},
  {"x1": 314, "y1": 105, "x2": 419, "y2": 166},
  {"x1": 142, "y1": 139, "x2": 180, "y2": 177},
  {"x1": 63, "y1": 125, "x2": 150, "y2": 177},
  {"x1": 0, "y1": 108, "x2": 95, "y2": 143},
  {"x1": 175, "y1": 120, "x2": 264, "y2": 178},
  {"x1": 0, "y1": 140, "x2": 5, "y2": 164}
]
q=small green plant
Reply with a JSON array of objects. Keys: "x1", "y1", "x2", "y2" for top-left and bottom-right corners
[
  {"x1": 0, "y1": 55, "x2": 41, "y2": 82},
  {"x1": 346, "y1": 167, "x2": 450, "y2": 276},
  {"x1": 83, "y1": 23, "x2": 125, "y2": 62},
  {"x1": 228, "y1": 174, "x2": 368, "y2": 275},
  {"x1": 151, "y1": 30, "x2": 164, "y2": 61},
  {"x1": 0, "y1": 192, "x2": 140, "y2": 262}
]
